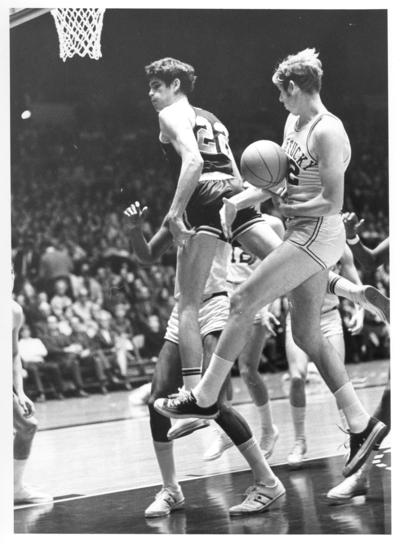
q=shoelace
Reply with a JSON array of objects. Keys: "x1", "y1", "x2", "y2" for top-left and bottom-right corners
[
  {"x1": 337, "y1": 424, "x2": 351, "y2": 452},
  {"x1": 170, "y1": 388, "x2": 192, "y2": 406}
]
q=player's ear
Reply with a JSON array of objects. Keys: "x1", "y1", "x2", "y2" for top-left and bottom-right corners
[
  {"x1": 171, "y1": 78, "x2": 181, "y2": 93},
  {"x1": 287, "y1": 80, "x2": 296, "y2": 94}
]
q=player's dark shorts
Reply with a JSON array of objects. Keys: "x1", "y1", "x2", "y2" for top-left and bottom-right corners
[{"x1": 184, "y1": 177, "x2": 263, "y2": 241}]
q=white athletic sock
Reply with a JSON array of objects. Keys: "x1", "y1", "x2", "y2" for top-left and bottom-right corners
[
  {"x1": 257, "y1": 401, "x2": 274, "y2": 435},
  {"x1": 328, "y1": 272, "x2": 360, "y2": 303},
  {"x1": 291, "y1": 405, "x2": 306, "y2": 442},
  {"x1": 334, "y1": 382, "x2": 370, "y2": 433},
  {"x1": 14, "y1": 459, "x2": 28, "y2": 490},
  {"x1": 153, "y1": 441, "x2": 180, "y2": 491},
  {"x1": 182, "y1": 366, "x2": 202, "y2": 390},
  {"x1": 193, "y1": 354, "x2": 234, "y2": 407},
  {"x1": 237, "y1": 437, "x2": 277, "y2": 486}
]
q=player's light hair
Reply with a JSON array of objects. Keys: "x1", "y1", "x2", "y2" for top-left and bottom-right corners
[
  {"x1": 272, "y1": 48, "x2": 323, "y2": 93},
  {"x1": 145, "y1": 57, "x2": 197, "y2": 95}
]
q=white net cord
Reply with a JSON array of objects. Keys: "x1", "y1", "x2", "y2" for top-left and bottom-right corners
[{"x1": 51, "y1": 8, "x2": 106, "y2": 61}]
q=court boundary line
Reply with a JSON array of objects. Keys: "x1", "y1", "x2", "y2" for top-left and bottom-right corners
[
  {"x1": 13, "y1": 447, "x2": 391, "y2": 511},
  {"x1": 37, "y1": 382, "x2": 388, "y2": 432}
]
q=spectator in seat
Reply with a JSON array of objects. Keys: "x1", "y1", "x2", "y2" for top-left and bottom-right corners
[
  {"x1": 39, "y1": 315, "x2": 89, "y2": 398},
  {"x1": 69, "y1": 316, "x2": 110, "y2": 394},
  {"x1": 38, "y1": 240, "x2": 73, "y2": 297},
  {"x1": 94, "y1": 311, "x2": 132, "y2": 390},
  {"x1": 50, "y1": 279, "x2": 73, "y2": 314},
  {"x1": 72, "y1": 287, "x2": 97, "y2": 324},
  {"x1": 18, "y1": 325, "x2": 65, "y2": 400}
]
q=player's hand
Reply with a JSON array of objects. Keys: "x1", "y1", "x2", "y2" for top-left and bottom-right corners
[
  {"x1": 17, "y1": 392, "x2": 35, "y2": 417},
  {"x1": 347, "y1": 306, "x2": 365, "y2": 335},
  {"x1": 259, "y1": 307, "x2": 280, "y2": 336},
  {"x1": 270, "y1": 187, "x2": 291, "y2": 217},
  {"x1": 342, "y1": 212, "x2": 364, "y2": 239},
  {"x1": 166, "y1": 215, "x2": 195, "y2": 247},
  {"x1": 220, "y1": 197, "x2": 238, "y2": 239},
  {"x1": 123, "y1": 201, "x2": 149, "y2": 229}
]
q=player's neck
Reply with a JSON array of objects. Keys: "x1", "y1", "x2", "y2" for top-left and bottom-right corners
[{"x1": 297, "y1": 94, "x2": 326, "y2": 126}]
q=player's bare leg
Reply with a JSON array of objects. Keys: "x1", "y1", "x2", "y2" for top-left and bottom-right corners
[
  {"x1": 177, "y1": 232, "x2": 218, "y2": 389},
  {"x1": 328, "y1": 271, "x2": 389, "y2": 323},
  {"x1": 285, "y1": 325, "x2": 310, "y2": 469},
  {"x1": 155, "y1": 242, "x2": 387, "y2": 476},
  {"x1": 13, "y1": 395, "x2": 53, "y2": 504},
  {"x1": 238, "y1": 322, "x2": 278, "y2": 458}
]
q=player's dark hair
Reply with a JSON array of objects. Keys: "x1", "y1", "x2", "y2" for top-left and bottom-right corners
[
  {"x1": 272, "y1": 48, "x2": 323, "y2": 94},
  {"x1": 145, "y1": 57, "x2": 197, "y2": 95}
]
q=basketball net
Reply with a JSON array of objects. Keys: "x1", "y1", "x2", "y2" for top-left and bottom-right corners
[{"x1": 51, "y1": 8, "x2": 106, "y2": 62}]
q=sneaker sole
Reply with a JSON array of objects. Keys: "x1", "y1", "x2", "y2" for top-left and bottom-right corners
[
  {"x1": 363, "y1": 286, "x2": 390, "y2": 323},
  {"x1": 203, "y1": 441, "x2": 234, "y2": 462},
  {"x1": 343, "y1": 421, "x2": 388, "y2": 477},
  {"x1": 229, "y1": 488, "x2": 286, "y2": 516},
  {"x1": 144, "y1": 499, "x2": 185, "y2": 518},
  {"x1": 167, "y1": 420, "x2": 210, "y2": 441},
  {"x1": 14, "y1": 497, "x2": 53, "y2": 505},
  {"x1": 261, "y1": 432, "x2": 279, "y2": 460},
  {"x1": 155, "y1": 403, "x2": 219, "y2": 420},
  {"x1": 326, "y1": 487, "x2": 369, "y2": 505}
]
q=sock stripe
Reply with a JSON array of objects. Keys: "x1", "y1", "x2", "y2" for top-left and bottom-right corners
[
  {"x1": 328, "y1": 275, "x2": 341, "y2": 295},
  {"x1": 182, "y1": 368, "x2": 202, "y2": 376}
]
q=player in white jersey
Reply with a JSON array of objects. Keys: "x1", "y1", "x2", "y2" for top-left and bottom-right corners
[
  {"x1": 203, "y1": 213, "x2": 284, "y2": 461},
  {"x1": 124, "y1": 202, "x2": 285, "y2": 517},
  {"x1": 155, "y1": 48, "x2": 387, "y2": 481},
  {"x1": 12, "y1": 269, "x2": 53, "y2": 504},
  {"x1": 285, "y1": 244, "x2": 365, "y2": 468}
]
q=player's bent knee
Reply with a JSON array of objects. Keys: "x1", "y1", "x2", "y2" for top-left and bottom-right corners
[{"x1": 148, "y1": 401, "x2": 171, "y2": 442}]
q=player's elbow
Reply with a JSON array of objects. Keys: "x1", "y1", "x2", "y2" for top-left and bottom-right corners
[{"x1": 185, "y1": 153, "x2": 204, "y2": 174}]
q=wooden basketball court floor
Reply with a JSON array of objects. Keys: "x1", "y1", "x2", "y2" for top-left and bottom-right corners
[{"x1": 14, "y1": 360, "x2": 391, "y2": 534}]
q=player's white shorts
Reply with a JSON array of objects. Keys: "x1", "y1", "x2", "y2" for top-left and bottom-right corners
[
  {"x1": 286, "y1": 306, "x2": 343, "y2": 338},
  {"x1": 164, "y1": 293, "x2": 230, "y2": 345},
  {"x1": 285, "y1": 214, "x2": 345, "y2": 270}
]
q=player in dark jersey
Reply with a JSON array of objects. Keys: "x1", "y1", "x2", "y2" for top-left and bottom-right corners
[{"x1": 145, "y1": 57, "x2": 270, "y2": 396}]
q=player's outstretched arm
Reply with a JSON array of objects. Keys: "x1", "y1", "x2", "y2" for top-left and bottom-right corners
[
  {"x1": 124, "y1": 202, "x2": 173, "y2": 264},
  {"x1": 219, "y1": 186, "x2": 271, "y2": 238},
  {"x1": 159, "y1": 108, "x2": 201, "y2": 245},
  {"x1": 343, "y1": 212, "x2": 389, "y2": 270},
  {"x1": 12, "y1": 302, "x2": 34, "y2": 417}
]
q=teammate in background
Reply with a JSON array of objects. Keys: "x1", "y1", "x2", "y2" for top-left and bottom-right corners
[
  {"x1": 124, "y1": 202, "x2": 285, "y2": 517},
  {"x1": 203, "y1": 214, "x2": 283, "y2": 462},
  {"x1": 145, "y1": 57, "x2": 269, "y2": 397},
  {"x1": 12, "y1": 270, "x2": 53, "y2": 504},
  {"x1": 327, "y1": 213, "x2": 390, "y2": 503},
  {"x1": 285, "y1": 244, "x2": 365, "y2": 468},
  {"x1": 155, "y1": 48, "x2": 387, "y2": 479}
]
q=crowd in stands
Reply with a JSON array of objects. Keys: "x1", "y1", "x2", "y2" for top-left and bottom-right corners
[{"x1": 11, "y1": 106, "x2": 390, "y2": 401}]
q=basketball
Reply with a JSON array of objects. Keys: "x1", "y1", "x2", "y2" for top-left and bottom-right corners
[{"x1": 240, "y1": 140, "x2": 288, "y2": 189}]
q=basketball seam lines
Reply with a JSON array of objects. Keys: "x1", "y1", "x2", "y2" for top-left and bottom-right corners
[{"x1": 256, "y1": 145, "x2": 273, "y2": 182}]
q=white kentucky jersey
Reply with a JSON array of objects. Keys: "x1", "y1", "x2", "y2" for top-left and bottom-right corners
[
  {"x1": 174, "y1": 239, "x2": 231, "y2": 300},
  {"x1": 282, "y1": 112, "x2": 351, "y2": 207}
]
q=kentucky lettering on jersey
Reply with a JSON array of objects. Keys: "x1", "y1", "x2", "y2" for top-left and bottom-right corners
[
  {"x1": 160, "y1": 103, "x2": 234, "y2": 181},
  {"x1": 282, "y1": 112, "x2": 351, "y2": 206}
]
